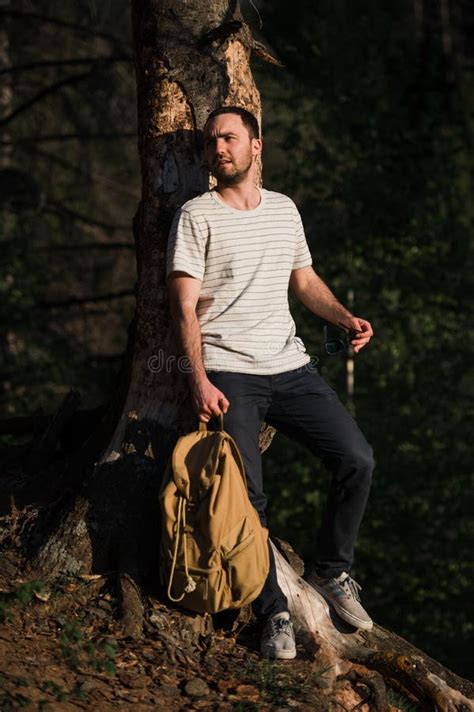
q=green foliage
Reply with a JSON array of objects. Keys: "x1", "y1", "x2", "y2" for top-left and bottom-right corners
[
  {"x1": 241, "y1": 655, "x2": 332, "y2": 706},
  {"x1": 231, "y1": 703, "x2": 259, "y2": 712},
  {"x1": 0, "y1": 580, "x2": 48, "y2": 622},
  {"x1": 39, "y1": 680, "x2": 67, "y2": 702},
  {"x1": 0, "y1": 689, "x2": 30, "y2": 711},
  {"x1": 244, "y1": 658, "x2": 279, "y2": 702},
  {"x1": 12, "y1": 580, "x2": 47, "y2": 605},
  {"x1": 86, "y1": 638, "x2": 117, "y2": 675},
  {"x1": 0, "y1": 675, "x2": 31, "y2": 709},
  {"x1": 0, "y1": 0, "x2": 137, "y2": 417},
  {"x1": 387, "y1": 688, "x2": 422, "y2": 712},
  {"x1": 0, "y1": 603, "x2": 12, "y2": 624},
  {"x1": 257, "y1": 0, "x2": 474, "y2": 678},
  {"x1": 58, "y1": 619, "x2": 84, "y2": 670},
  {"x1": 0, "y1": 207, "x2": 128, "y2": 416},
  {"x1": 58, "y1": 617, "x2": 116, "y2": 674},
  {"x1": 0, "y1": 672, "x2": 90, "y2": 708},
  {"x1": 0, "y1": 213, "x2": 48, "y2": 406}
]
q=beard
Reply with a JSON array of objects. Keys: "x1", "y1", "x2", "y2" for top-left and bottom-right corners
[{"x1": 211, "y1": 153, "x2": 253, "y2": 186}]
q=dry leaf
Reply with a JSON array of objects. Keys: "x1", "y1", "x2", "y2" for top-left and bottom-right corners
[
  {"x1": 80, "y1": 574, "x2": 103, "y2": 581},
  {"x1": 217, "y1": 679, "x2": 238, "y2": 693},
  {"x1": 235, "y1": 684, "x2": 260, "y2": 702},
  {"x1": 116, "y1": 661, "x2": 138, "y2": 669},
  {"x1": 64, "y1": 583, "x2": 79, "y2": 592},
  {"x1": 34, "y1": 591, "x2": 51, "y2": 602}
]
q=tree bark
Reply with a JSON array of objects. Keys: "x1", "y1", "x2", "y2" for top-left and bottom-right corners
[
  {"x1": 101, "y1": 0, "x2": 261, "y2": 462},
  {"x1": 25, "y1": 2, "x2": 473, "y2": 707},
  {"x1": 0, "y1": 0, "x2": 12, "y2": 168},
  {"x1": 29, "y1": 0, "x2": 262, "y2": 626}
]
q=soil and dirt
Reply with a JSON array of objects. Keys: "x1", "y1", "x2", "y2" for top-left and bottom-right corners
[
  {"x1": 0, "y1": 547, "x2": 336, "y2": 712},
  {"x1": 0, "y1": 440, "x2": 412, "y2": 712},
  {"x1": 1, "y1": 547, "x2": 419, "y2": 712}
]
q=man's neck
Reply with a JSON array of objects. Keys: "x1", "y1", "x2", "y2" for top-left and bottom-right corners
[{"x1": 214, "y1": 181, "x2": 261, "y2": 211}]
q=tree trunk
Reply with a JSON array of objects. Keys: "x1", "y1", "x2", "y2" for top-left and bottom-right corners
[
  {"x1": 29, "y1": 0, "x2": 261, "y2": 629},
  {"x1": 0, "y1": 0, "x2": 12, "y2": 168},
  {"x1": 25, "y1": 2, "x2": 473, "y2": 708}
]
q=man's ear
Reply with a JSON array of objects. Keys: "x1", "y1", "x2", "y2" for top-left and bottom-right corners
[{"x1": 252, "y1": 137, "x2": 263, "y2": 157}]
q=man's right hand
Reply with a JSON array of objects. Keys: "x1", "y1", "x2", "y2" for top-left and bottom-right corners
[{"x1": 190, "y1": 377, "x2": 230, "y2": 423}]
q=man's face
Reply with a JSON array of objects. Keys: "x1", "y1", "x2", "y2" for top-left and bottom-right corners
[{"x1": 203, "y1": 113, "x2": 261, "y2": 186}]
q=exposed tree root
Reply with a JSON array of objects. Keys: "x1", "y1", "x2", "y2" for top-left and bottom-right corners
[
  {"x1": 338, "y1": 664, "x2": 389, "y2": 711},
  {"x1": 364, "y1": 652, "x2": 474, "y2": 712},
  {"x1": 0, "y1": 498, "x2": 38, "y2": 548},
  {"x1": 118, "y1": 573, "x2": 144, "y2": 639}
]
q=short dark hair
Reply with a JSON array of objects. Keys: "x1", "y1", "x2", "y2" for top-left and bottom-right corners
[{"x1": 204, "y1": 106, "x2": 260, "y2": 139}]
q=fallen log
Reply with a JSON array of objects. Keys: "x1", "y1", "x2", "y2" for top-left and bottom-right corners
[{"x1": 274, "y1": 545, "x2": 474, "y2": 712}]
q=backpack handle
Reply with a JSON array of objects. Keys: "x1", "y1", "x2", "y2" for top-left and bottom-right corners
[
  {"x1": 196, "y1": 414, "x2": 249, "y2": 490},
  {"x1": 198, "y1": 414, "x2": 224, "y2": 432}
]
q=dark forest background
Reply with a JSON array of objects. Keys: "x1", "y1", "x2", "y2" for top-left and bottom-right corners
[{"x1": 1, "y1": 0, "x2": 472, "y2": 678}]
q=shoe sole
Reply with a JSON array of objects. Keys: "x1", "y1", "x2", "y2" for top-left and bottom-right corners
[
  {"x1": 309, "y1": 582, "x2": 373, "y2": 631},
  {"x1": 261, "y1": 648, "x2": 297, "y2": 660}
]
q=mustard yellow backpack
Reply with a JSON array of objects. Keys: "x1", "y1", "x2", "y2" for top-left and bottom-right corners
[{"x1": 160, "y1": 417, "x2": 269, "y2": 613}]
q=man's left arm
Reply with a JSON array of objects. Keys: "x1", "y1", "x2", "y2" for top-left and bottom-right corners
[{"x1": 289, "y1": 266, "x2": 374, "y2": 353}]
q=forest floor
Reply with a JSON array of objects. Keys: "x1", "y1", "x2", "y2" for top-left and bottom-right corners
[
  {"x1": 0, "y1": 544, "x2": 380, "y2": 712},
  {"x1": 0, "y1": 447, "x2": 411, "y2": 712}
]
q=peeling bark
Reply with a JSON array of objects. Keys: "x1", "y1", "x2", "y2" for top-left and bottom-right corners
[{"x1": 101, "y1": 0, "x2": 261, "y2": 462}]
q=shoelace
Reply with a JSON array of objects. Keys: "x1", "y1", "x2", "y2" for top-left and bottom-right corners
[
  {"x1": 339, "y1": 574, "x2": 362, "y2": 602},
  {"x1": 269, "y1": 617, "x2": 293, "y2": 639}
]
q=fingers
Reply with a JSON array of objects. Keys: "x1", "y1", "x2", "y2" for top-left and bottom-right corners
[
  {"x1": 358, "y1": 319, "x2": 374, "y2": 336},
  {"x1": 338, "y1": 317, "x2": 362, "y2": 333},
  {"x1": 350, "y1": 318, "x2": 374, "y2": 352},
  {"x1": 218, "y1": 396, "x2": 230, "y2": 414},
  {"x1": 196, "y1": 390, "x2": 230, "y2": 423},
  {"x1": 334, "y1": 317, "x2": 374, "y2": 353},
  {"x1": 352, "y1": 338, "x2": 371, "y2": 353},
  {"x1": 207, "y1": 394, "x2": 229, "y2": 417}
]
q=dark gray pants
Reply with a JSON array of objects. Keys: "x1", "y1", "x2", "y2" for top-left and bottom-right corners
[{"x1": 207, "y1": 366, "x2": 375, "y2": 619}]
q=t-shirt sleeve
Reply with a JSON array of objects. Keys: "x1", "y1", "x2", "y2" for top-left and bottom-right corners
[
  {"x1": 292, "y1": 206, "x2": 313, "y2": 270},
  {"x1": 166, "y1": 208, "x2": 206, "y2": 280}
]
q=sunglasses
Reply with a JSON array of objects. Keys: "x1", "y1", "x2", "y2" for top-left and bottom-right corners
[{"x1": 324, "y1": 324, "x2": 352, "y2": 355}]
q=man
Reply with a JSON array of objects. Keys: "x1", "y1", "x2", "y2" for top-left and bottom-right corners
[{"x1": 166, "y1": 106, "x2": 375, "y2": 660}]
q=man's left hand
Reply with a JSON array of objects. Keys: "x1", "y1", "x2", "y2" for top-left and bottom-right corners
[{"x1": 342, "y1": 317, "x2": 374, "y2": 353}]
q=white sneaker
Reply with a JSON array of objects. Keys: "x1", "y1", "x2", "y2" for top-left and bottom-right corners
[
  {"x1": 260, "y1": 611, "x2": 296, "y2": 660},
  {"x1": 306, "y1": 569, "x2": 373, "y2": 631}
]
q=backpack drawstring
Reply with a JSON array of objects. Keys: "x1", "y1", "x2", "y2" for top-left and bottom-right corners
[{"x1": 167, "y1": 495, "x2": 196, "y2": 602}]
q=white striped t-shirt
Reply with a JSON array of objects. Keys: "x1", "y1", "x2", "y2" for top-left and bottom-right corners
[{"x1": 166, "y1": 188, "x2": 313, "y2": 375}]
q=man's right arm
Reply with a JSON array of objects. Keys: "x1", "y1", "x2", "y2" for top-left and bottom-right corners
[{"x1": 168, "y1": 272, "x2": 229, "y2": 422}]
